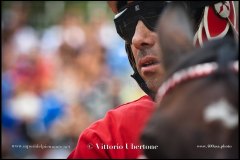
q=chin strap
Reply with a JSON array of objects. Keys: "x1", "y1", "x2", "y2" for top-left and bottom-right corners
[
  {"x1": 125, "y1": 44, "x2": 155, "y2": 100},
  {"x1": 131, "y1": 72, "x2": 155, "y2": 100}
]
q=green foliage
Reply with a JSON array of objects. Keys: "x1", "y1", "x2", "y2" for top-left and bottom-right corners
[{"x1": 2, "y1": 1, "x2": 113, "y2": 30}]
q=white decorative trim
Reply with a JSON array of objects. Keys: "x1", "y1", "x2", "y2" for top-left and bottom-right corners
[
  {"x1": 114, "y1": 8, "x2": 128, "y2": 19},
  {"x1": 214, "y1": 1, "x2": 230, "y2": 18},
  {"x1": 233, "y1": 2, "x2": 236, "y2": 28},
  {"x1": 203, "y1": 6, "x2": 230, "y2": 40},
  {"x1": 227, "y1": 2, "x2": 238, "y2": 37},
  {"x1": 230, "y1": 1, "x2": 236, "y2": 29},
  {"x1": 193, "y1": 29, "x2": 198, "y2": 46},
  {"x1": 198, "y1": 20, "x2": 204, "y2": 47}
]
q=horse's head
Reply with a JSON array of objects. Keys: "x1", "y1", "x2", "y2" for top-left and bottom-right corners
[
  {"x1": 141, "y1": 3, "x2": 239, "y2": 159},
  {"x1": 156, "y1": 2, "x2": 194, "y2": 73}
]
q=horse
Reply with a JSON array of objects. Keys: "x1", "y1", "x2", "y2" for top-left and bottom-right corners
[{"x1": 140, "y1": 3, "x2": 239, "y2": 159}]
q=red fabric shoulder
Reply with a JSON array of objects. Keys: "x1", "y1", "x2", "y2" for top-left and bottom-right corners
[{"x1": 68, "y1": 95, "x2": 155, "y2": 159}]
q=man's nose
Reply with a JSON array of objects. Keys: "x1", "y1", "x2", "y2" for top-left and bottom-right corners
[{"x1": 132, "y1": 21, "x2": 155, "y2": 49}]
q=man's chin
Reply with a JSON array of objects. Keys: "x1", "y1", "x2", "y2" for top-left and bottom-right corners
[{"x1": 145, "y1": 80, "x2": 161, "y2": 96}]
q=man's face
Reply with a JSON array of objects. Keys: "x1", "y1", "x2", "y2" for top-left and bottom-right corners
[
  {"x1": 131, "y1": 20, "x2": 165, "y2": 94},
  {"x1": 113, "y1": 1, "x2": 166, "y2": 94}
]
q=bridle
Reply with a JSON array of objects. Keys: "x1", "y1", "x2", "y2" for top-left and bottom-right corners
[{"x1": 156, "y1": 60, "x2": 239, "y2": 104}]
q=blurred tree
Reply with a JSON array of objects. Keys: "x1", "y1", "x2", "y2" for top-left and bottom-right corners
[{"x1": 2, "y1": 1, "x2": 113, "y2": 31}]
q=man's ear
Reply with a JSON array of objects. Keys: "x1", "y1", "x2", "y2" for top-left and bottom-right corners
[{"x1": 156, "y1": 2, "x2": 195, "y2": 72}]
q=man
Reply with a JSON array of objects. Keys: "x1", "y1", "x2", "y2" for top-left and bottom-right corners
[{"x1": 68, "y1": 1, "x2": 237, "y2": 159}]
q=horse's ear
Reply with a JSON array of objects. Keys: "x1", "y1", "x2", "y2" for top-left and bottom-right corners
[{"x1": 157, "y1": 2, "x2": 194, "y2": 71}]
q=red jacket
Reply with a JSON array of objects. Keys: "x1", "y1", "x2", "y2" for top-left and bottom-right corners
[{"x1": 68, "y1": 95, "x2": 155, "y2": 159}]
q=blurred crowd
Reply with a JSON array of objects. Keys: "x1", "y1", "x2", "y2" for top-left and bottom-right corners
[{"x1": 2, "y1": 2, "x2": 144, "y2": 159}]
